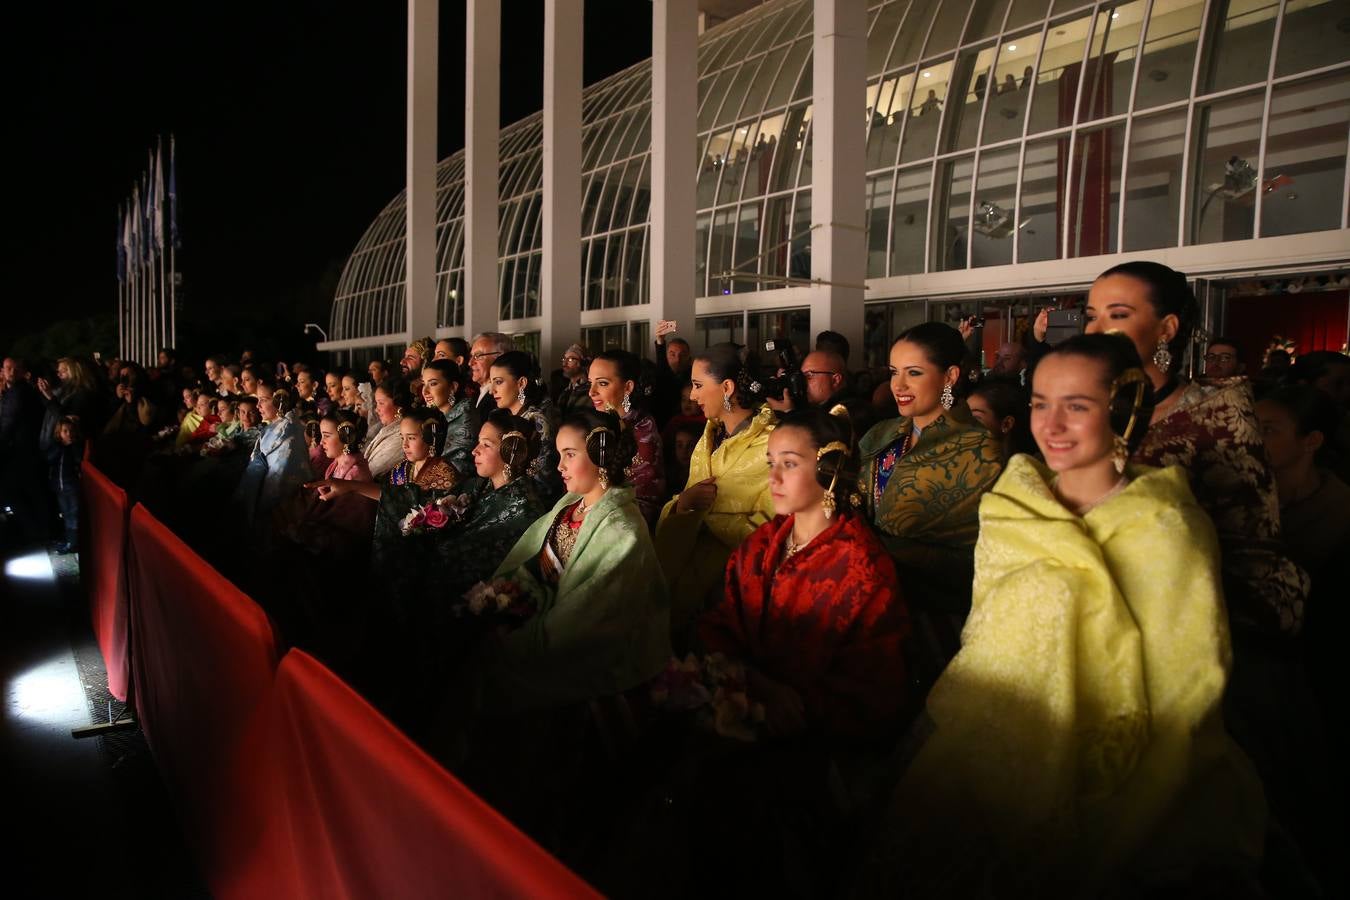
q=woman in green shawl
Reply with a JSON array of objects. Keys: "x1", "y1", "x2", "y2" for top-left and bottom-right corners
[
  {"x1": 471, "y1": 407, "x2": 672, "y2": 714},
  {"x1": 857, "y1": 322, "x2": 1002, "y2": 689}
]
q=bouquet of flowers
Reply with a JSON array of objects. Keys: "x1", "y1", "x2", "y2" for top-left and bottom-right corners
[
  {"x1": 650, "y1": 652, "x2": 766, "y2": 742},
  {"x1": 398, "y1": 492, "x2": 473, "y2": 536},
  {"x1": 456, "y1": 577, "x2": 536, "y2": 629}
]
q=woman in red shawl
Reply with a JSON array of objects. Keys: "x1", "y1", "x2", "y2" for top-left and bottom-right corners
[{"x1": 699, "y1": 406, "x2": 910, "y2": 741}]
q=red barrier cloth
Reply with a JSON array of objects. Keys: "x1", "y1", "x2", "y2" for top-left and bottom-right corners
[
  {"x1": 268, "y1": 650, "x2": 601, "y2": 900},
  {"x1": 81, "y1": 463, "x2": 130, "y2": 700},
  {"x1": 127, "y1": 504, "x2": 283, "y2": 898}
]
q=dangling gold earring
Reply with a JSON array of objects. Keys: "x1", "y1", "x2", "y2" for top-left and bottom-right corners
[
  {"x1": 1112, "y1": 435, "x2": 1129, "y2": 474},
  {"x1": 722, "y1": 393, "x2": 732, "y2": 413},
  {"x1": 1152, "y1": 337, "x2": 1172, "y2": 375},
  {"x1": 598, "y1": 467, "x2": 609, "y2": 491},
  {"x1": 502, "y1": 462, "x2": 513, "y2": 481},
  {"x1": 821, "y1": 490, "x2": 836, "y2": 520}
]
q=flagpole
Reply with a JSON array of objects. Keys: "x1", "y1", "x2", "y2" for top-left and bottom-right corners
[{"x1": 168, "y1": 134, "x2": 178, "y2": 350}]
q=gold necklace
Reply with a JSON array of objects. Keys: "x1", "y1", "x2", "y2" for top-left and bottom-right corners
[{"x1": 784, "y1": 531, "x2": 804, "y2": 559}]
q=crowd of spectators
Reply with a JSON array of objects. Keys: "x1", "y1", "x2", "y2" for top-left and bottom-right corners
[{"x1": 2, "y1": 259, "x2": 1346, "y2": 897}]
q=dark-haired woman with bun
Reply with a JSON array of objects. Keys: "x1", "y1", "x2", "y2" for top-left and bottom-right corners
[
  {"x1": 1085, "y1": 260, "x2": 1308, "y2": 637},
  {"x1": 489, "y1": 350, "x2": 563, "y2": 500},
  {"x1": 699, "y1": 406, "x2": 911, "y2": 740},
  {"x1": 589, "y1": 348, "x2": 665, "y2": 526},
  {"x1": 473, "y1": 407, "x2": 670, "y2": 712},
  {"x1": 421, "y1": 358, "x2": 479, "y2": 477},
  {"x1": 857, "y1": 322, "x2": 1002, "y2": 684},
  {"x1": 967, "y1": 376, "x2": 1036, "y2": 464},
  {"x1": 655, "y1": 343, "x2": 776, "y2": 646},
  {"x1": 863, "y1": 333, "x2": 1264, "y2": 897}
]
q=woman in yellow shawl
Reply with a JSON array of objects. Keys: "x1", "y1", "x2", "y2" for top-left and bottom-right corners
[
  {"x1": 859, "y1": 334, "x2": 1264, "y2": 898},
  {"x1": 857, "y1": 322, "x2": 1002, "y2": 688},
  {"x1": 656, "y1": 343, "x2": 775, "y2": 649}
]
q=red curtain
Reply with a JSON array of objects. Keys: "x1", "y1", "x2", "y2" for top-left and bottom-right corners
[
  {"x1": 1224, "y1": 289, "x2": 1350, "y2": 374},
  {"x1": 81, "y1": 463, "x2": 131, "y2": 700},
  {"x1": 127, "y1": 504, "x2": 284, "y2": 899},
  {"x1": 266, "y1": 649, "x2": 601, "y2": 900},
  {"x1": 1055, "y1": 54, "x2": 1116, "y2": 258}
]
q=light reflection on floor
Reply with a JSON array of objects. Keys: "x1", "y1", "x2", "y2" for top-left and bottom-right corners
[
  {"x1": 5, "y1": 551, "x2": 55, "y2": 582},
  {"x1": 9, "y1": 651, "x2": 91, "y2": 727}
]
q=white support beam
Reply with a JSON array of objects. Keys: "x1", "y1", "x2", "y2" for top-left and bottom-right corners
[
  {"x1": 649, "y1": 0, "x2": 698, "y2": 351},
  {"x1": 809, "y1": 0, "x2": 867, "y2": 362},
  {"x1": 464, "y1": 0, "x2": 501, "y2": 340},
  {"x1": 406, "y1": 0, "x2": 440, "y2": 343},
  {"x1": 541, "y1": 0, "x2": 583, "y2": 368}
]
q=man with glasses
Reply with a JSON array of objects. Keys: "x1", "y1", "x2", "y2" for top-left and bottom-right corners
[
  {"x1": 550, "y1": 342, "x2": 592, "y2": 417},
  {"x1": 1203, "y1": 337, "x2": 1243, "y2": 379},
  {"x1": 765, "y1": 349, "x2": 874, "y2": 433},
  {"x1": 468, "y1": 332, "x2": 513, "y2": 417}
]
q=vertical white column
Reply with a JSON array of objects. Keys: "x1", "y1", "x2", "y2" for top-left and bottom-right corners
[
  {"x1": 541, "y1": 0, "x2": 583, "y2": 367},
  {"x1": 649, "y1": 0, "x2": 698, "y2": 348},
  {"x1": 406, "y1": 0, "x2": 440, "y2": 343},
  {"x1": 809, "y1": 0, "x2": 867, "y2": 361},
  {"x1": 464, "y1": 0, "x2": 501, "y2": 339}
]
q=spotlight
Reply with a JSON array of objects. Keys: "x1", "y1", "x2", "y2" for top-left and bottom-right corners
[{"x1": 5, "y1": 552, "x2": 54, "y2": 581}]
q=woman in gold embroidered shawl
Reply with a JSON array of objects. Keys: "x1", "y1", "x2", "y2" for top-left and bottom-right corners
[
  {"x1": 656, "y1": 343, "x2": 775, "y2": 648},
  {"x1": 859, "y1": 334, "x2": 1264, "y2": 898},
  {"x1": 857, "y1": 322, "x2": 1002, "y2": 687}
]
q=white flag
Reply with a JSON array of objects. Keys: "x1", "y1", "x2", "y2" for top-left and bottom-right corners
[{"x1": 153, "y1": 140, "x2": 165, "y2": 253}]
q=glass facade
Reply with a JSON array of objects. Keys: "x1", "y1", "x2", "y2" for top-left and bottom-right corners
[{"x1": 329, "y1": 0, "x2": 1350, "y2": 343}]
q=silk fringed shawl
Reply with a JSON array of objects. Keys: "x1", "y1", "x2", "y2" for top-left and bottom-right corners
[
  {"x1": 482, "y1": 486, "x2": 672, "y2": 714},
  {"x1": 656, "y1": 405, "x2": 776, "y2": 642},
  {"x1": 856, "y1": 413, "x2": 1002, "y2": 613},
  {"x1": 864, "y1": 455, "x2": 1265, "y2": 897},
  {"x1": 699, "y1": 512, "x2": 911, "y2": 740}
]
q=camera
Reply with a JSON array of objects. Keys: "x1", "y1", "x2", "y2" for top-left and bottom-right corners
[
  {"x1": 763, "y1": 339, "x2": 808, "y2": 407},
  {"x1": 1045, "y1": 308, "x2": 1085, "y2": 344}
]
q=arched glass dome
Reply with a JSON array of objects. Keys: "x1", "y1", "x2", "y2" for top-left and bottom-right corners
[{"x1": 329, "y1": 0, "x2": 1350, "y2": 342}]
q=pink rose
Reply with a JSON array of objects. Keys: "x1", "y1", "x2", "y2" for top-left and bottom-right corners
[{"x1": 423, "y1": 506, "x2": 449, "y2": 528}]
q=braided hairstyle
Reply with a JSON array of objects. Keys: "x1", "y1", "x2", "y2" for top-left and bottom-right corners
[
  {"x1": 774, "y1": 405, "x2": 859, "y2": 516},
  {"x1": 562, "y1": 407, "x2": 637, "y2": 488},
  {"x1": 402, "y1": 406, "x2": 448, "y2": 457},
  {"x1": 1041, "y1": 333, "x2": 1156, "y2": 456},
  {"x1": 321, "y1": 408, "x2": 366, "y2": 452},
  {"x1": 693, "y1": 342, "x2": 769, "y2": 412},
  {"x1": 483, "y1": 408, "x2": 538, "y2": 481}
]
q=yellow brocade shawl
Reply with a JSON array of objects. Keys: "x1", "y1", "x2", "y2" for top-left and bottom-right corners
[
  {"x1": 656, "y1": 405, "x2": 776, "y2": 643},
  {"x1": 864, "y1": 455, "x2": 1264, "y2": 896}
]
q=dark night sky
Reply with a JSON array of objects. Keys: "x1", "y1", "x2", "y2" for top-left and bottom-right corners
[{"x1": 9, "y1": 1, "x2": 652, "y2": 355}]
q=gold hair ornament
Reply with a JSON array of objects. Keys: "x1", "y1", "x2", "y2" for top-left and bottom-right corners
[{"x1": 1108, "y1": 367, "x2": 1148, "y2": 473}]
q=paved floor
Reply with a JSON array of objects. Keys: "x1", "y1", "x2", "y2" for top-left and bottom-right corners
[{"x1": 1, "y1": 535, "x2": 209, "y2": 899}]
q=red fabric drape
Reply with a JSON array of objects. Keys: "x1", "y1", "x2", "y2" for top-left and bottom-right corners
[
  {"x1": 1225, "y1": 289, "x2": 1350, "y2": 373},
  {"x1": 127, "y1": 504, "x2": 283, "y2": 899},
  {"x1": 81, "y1": 463, "x2": 131, "y2": 700},
  {"x1": 265, "y1": 649, "x2": 600, "y2": 900},
  {"x1": 1055, "y1": 54, "x2": 1116, "y2": 257}
]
